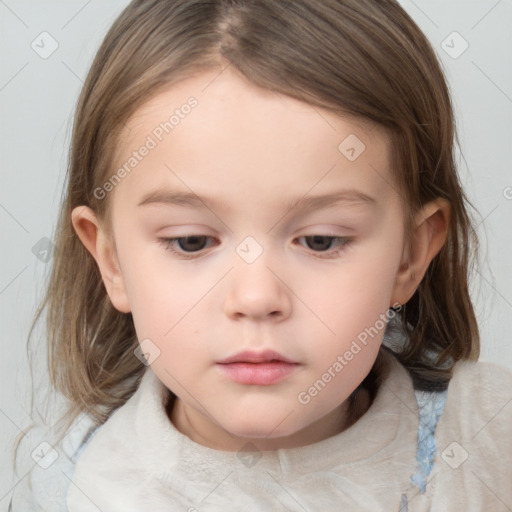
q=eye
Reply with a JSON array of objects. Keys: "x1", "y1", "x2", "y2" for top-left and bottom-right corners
[
  {"x1": 294, "y1": 235, "x2": 352, "y2": 259},
  {"x1": 158, "y1": 235, "x2": 216, "y2": 259},
  {"x1": 158, "y1": 234, "x2": 352, "y2": 260}
]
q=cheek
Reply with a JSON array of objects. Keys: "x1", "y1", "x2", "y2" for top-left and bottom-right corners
[
  {"x1": 128, "y1": 272, "x2": 196, "y2": 339},
  {"x1": 299, "y1": 234, "x2": 402, "y2": 376},
  {"x1": 117, "y1": 244, "x2": 179, "y2": 336},
  {"x1": 309, "y1": 246, "x2": 401, "y2": 334},
  {"x1": 120, "y1": 251, "x2": 214, "y2": 371}
]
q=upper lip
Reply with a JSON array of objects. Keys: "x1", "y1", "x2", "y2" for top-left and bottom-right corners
[{"x1": 216, "y1": 349, "x2": 299, "y2": 364}]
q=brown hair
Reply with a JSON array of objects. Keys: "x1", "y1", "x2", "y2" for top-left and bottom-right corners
[{"x1": 14, "y1": 0, "x2": 480, "y2": 472}]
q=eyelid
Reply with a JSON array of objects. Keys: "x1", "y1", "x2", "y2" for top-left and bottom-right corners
[{"x1": 157, "y1": 233, "x2": 354, "y2": 260}]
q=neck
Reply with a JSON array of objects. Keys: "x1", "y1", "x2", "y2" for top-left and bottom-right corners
[{"x1": 165, "y1": 383, "x2": 372, "y2": 452}]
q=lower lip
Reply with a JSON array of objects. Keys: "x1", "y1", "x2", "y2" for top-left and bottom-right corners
[{"x1": 216, "y1": 362, "x2": 299, "y2": 385}]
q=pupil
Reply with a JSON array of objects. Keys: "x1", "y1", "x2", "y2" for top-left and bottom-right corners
[
  {"x1": 180, "y1": 236, "x2": 206, "y2": 252},
  {"x1": 309, "y1": 235, "x2": 331, "y2": 251}
]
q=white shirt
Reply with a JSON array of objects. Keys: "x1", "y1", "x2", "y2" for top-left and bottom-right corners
[{"x1": 10, "y1": 348, "x2": 512, "y2": 511}]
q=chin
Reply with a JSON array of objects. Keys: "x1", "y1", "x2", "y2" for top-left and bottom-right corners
[{"x1": 222, "y1": 415, "x2": 303, "y2": 443}]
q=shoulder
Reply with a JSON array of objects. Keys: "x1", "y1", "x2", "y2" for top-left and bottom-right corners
[
  {"x1": 414, "y1": 359, "x2": 512, "y2": 509},
  {"x1": 8, "y1": 415, "x2": 97, "y2": 511},
  {"x1": 441, "y1": 357, "x2": 512, "y2": 443},
  {"x1": 449, "y1": 358, "x2": 512, "y2": 405}
]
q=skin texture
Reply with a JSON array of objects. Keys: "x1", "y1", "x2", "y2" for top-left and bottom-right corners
[{"x1": 72, "y1": 65, "x2": 450, "y2": 452}]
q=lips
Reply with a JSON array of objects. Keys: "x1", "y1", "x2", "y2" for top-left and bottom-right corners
[
  {"x1": 216, "y1": 349, "x2": 298, "y2": 365},
  {"x1": 216, "y1": 349, "x2": 300, "y2": 385}
]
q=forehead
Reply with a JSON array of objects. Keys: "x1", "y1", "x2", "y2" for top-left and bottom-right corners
[{"x1": 111, "y1": 67, "x2": 395, "y2": 211}]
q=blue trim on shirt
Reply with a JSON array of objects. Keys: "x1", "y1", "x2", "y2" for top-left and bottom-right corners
[
  {"x1": 411, "y1": 388, "x2": 448, "y2": 492},
  {"x1": 398, "y1": 388, "x2": 447, "y2": 511},
  {"x1": 72, "y1": 425, "x2": 102, "y2": 462}
]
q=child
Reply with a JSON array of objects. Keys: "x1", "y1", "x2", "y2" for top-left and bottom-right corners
[{"x1": 10, "y1": 0, "x2": 512, "y2": 510}]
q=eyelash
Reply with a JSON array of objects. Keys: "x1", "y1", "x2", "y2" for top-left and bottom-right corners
[{"x1": 157, "y1": 234, "x2": 353, "y2": 260}]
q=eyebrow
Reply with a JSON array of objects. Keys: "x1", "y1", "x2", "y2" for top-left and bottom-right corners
[{"x1": 137, "y1": 189, "x2": 376, "y2": 212}]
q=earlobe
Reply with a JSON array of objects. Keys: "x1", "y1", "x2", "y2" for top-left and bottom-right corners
[
  {"x1": 71, "y1": 206, "x2": 131, "y2": 313},
  {"x1": 390, "y1": 198, "x2": 451, "y2": 306}
]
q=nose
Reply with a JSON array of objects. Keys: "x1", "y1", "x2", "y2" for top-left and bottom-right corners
[{"x1": 223, "y1": 252, "x2": 292, "y2": 322}]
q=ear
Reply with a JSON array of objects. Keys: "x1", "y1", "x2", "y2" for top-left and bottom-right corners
[
  {"x1": 390, "y1": 198, "x2": 451, "y2": 307},
  {"x1": 71, "y1": 206, "x2": 131, "y2": 313}
]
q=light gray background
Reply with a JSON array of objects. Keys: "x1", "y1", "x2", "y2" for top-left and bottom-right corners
[{"x1": 1, "y1": 0, "x2": 511, "y2": 508}]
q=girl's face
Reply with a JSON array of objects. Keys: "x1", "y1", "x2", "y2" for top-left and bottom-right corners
[{"x1": 79, "y1": 66, "x2": 418, "y2": 451}]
